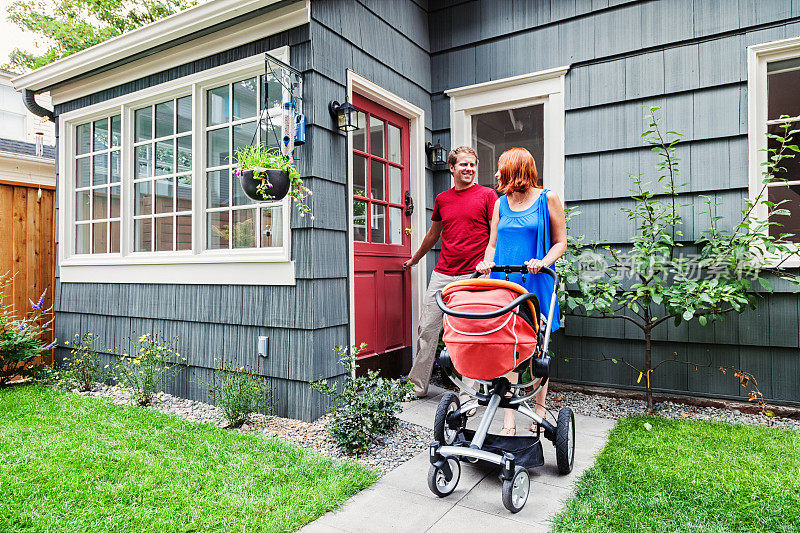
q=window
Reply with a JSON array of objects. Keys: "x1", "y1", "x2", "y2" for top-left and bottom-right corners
[
  {"x1": 351, "y1": 104, "x2": 406, "y2": 245},
  {"x1": 133, "y1": 96, "x2": 193, "y2": 252},
  {"x1": 748, "y1": 37, "x2": 800, "y2": 264},
  {"x1": 766, "y1": 58, "x2": 800, "y2": 242},
  {"x1": 446, "y1": 67, "x2": 568, "y2": 201},
  {"x1": 472, "y1": 105, "x2": 544, "y2": 188},
  {"x1": 205, "y1": 76, "x2": 283, "y2": 250},
  {"x1": 73, "y1": 115, "x2": 121, "y2": 254},
  {"x1": 58, "y1": 50, "x2": 296, "y2": 284}
]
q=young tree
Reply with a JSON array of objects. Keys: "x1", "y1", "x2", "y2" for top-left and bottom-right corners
[
  {"x1": 558, "y1": 108, "x2": 800, "y2": 414},
  {"x1": 5, "y1": 0, "x2": 197, "y2": 72}
]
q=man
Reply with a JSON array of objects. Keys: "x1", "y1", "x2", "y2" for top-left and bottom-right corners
[{"x1": 404, "y1": 146, "x2": 497, "y2": 398}]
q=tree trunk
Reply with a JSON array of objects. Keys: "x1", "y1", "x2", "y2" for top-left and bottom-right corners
[{"x1": 644, "y1": 327, "x2": 653, "y2": 414}]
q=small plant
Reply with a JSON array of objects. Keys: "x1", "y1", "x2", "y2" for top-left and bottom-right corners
[
  {"x1": 47, "y1": 332, "x2": 102, "y2": 391},
  {"x1": 0, "y1": 276, "x2": 54, "y2": 387},
  {"x1": 113, "y1": 333, "x2": 185, "y2": 406},
  {"x1": 312, "y1": 344, "x2": 413, "y2": 455},
  {"x1": 203, "y1": 359, "x2": 274, "y2": 428},
  {"x1": 234, "y1": 145, "x2": 312, "y2": 218}
]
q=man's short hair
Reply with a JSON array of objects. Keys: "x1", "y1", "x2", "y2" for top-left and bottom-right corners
[{"x1": 447, "y1": 146, "x2": 478, "y2": 167}]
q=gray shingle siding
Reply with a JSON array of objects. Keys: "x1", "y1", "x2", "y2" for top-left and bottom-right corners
[{"x1": 0, "y1": 137, "x2": 55, "y2": 159}]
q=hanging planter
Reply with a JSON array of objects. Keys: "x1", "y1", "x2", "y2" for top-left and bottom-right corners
[
  {"x1": 238, "y1": 168, "x2": 290, "y2": 201},
  {"x1": 234, "y1": 145, "x2": 312, "y2": 218}
]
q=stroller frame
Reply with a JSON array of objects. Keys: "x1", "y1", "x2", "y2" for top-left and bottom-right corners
[{"x1": 427, "y1": 266, "x2": 576, "y2": 513}]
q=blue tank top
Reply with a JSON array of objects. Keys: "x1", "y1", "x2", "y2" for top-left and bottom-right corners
[{"x1": 490, "y1": 190, "x2": 560, "y2": 332}]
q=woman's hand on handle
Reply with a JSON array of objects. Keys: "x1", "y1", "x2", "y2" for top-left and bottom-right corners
[
  {"x1": 475, "y1": 260, "x2": 495, "y2": 275},
  {"x1": 525, "y1": 258, "x2": 546, "y2": 274}
]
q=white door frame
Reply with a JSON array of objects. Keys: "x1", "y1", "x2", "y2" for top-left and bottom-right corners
[
  {"x1": 346, "y1": 70, "x2": 427, "y2": 354},
  {"x1": 446, "y1": 66, "x2": 569, "y2": 201}
]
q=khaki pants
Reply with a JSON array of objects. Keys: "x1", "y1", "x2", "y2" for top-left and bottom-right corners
[{"x1": 408, "y1": 270, "x2": 473, "y2": 397}]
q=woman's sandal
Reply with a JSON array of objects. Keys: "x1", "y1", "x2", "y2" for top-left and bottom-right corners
[{"x1": 499, "y1": 426, "x2": 516, "y2": 436}]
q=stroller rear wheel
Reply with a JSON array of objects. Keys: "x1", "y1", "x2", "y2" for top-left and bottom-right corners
[
  {"x1": 433, "y1": 393, "x2": 465, "y2": 446},
  {"x1": 501, "y1": 466, "x2": 530, "y2": 513},
  {"x1": 427, "y1": 457, "x2": 461, "y2": 497},
  {"x1": 555, "y1": 407, "x2": 576, "y2": 474}
]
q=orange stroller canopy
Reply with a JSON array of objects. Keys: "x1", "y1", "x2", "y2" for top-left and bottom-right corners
[{"x1": 441, "y1": 279, "x2": 539, "y2": 381}]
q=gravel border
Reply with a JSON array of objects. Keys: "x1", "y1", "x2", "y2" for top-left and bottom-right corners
[
  {"x1": 75, "y1": 384, "x2": 429, "y2": 476},
  {"x1": 547, "y1": 389, "x2": 800, "y2": 430}
]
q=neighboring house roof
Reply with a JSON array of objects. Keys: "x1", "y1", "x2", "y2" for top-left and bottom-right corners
[
  {"x1": 10, "y1": 0, "x2": 306, "y2": 95},
  {"x1": 0, "y1": 138, "x2": 55, "y2": 160}
]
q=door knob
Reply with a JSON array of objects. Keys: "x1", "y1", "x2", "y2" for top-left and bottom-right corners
[{"x1": 404, "y1": 228, "x2": 412, "y2": 236}]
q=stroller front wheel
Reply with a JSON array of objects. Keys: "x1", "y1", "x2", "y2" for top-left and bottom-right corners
[
  {"x1": 427, "y1": 457, "x2": 461, "y2": 497},
  {"x1": 555, "y1": 407, "x2": 576, "y2": 474},
  {"x1": 502, "y1": 466, "x2": 530, "y2": 513},
  {"x1": 433, "y1": 392, "x2": 464, "y2": 446}
]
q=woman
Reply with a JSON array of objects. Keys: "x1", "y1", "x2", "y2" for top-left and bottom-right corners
[{"x1": 476, "y1": 147, "x2": 567, "y2": 435}]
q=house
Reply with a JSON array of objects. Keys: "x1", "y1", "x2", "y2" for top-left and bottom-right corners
[
  {"x1": 1, "y1": 69, "x2": 56, "y2": 353},
  {"x1": 12, "y1": 0, "x2": 800, "y2": 420}
]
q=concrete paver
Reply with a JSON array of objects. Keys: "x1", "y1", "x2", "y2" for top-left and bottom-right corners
[{"x1": 301, "y1": 385, "x2": 615, "y2": 533}]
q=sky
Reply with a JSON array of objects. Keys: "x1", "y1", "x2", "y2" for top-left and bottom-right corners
[{"x1": 0, "y1": 0, "x2": 44, "y2": 72}]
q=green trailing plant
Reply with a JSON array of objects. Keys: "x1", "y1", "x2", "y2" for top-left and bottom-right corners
[
  {"x1": 113, "y1": 333, "x2": 185, "y2": 406},
  {"x1": 234, "y1": 145, "x2": 313, "y2": 219},
  {"x1": 203, "y1": 359, "x2": 274, "y2": 428},
  {"x1": 558, "y1": 108, "x2": 800, "y2": 414},
  {"x1": 0, "y1": 276, "x2": 54, "y2": 387},
  {"x1": 311, "y1": 344, "x2": 413, "y2": 455},
  {"x1": 60, "y1": 332, "x2": 101, "y2": 392}
]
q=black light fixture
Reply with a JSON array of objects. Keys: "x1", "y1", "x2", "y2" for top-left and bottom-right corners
[
  {"x1": 426, "y1": 140, "x2": 447, "y2": 166},
  {"x1": 328, "y1": 97, "x2": 359, "y2": 132}
]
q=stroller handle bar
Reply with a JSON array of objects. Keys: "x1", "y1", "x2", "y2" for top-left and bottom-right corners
[
  {"x1": 450, "y1": 265, "x2": 560, "y2": 355},
  {"x1": 435, "y1": 289, "x2": 541, "y2": 321}
]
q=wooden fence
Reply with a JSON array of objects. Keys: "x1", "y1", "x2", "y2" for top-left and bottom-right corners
[{"x1": 0, "y1": 180, "x2": 56, "y2": 366}]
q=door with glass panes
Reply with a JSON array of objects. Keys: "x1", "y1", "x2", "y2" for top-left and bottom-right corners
[{"x1": 352, "y1": 93, "x2": 412, "y2": 377}]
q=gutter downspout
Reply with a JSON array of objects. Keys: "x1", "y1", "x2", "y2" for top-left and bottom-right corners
[{"x1": 22, "y1": 89, "x2": 54, "y2": 122}]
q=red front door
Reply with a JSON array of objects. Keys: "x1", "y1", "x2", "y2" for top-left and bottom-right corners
[{"x1": 352, "y1": 93, "x2": 412, "y2": 377}]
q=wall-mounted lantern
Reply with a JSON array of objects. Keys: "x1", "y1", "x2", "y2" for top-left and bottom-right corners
[
  {"x1": 425, "y1": 140, "x2": 447, "y2": 166},
  {"x1": 328, "y1": 98, "x2": 359, "y2": 132}
]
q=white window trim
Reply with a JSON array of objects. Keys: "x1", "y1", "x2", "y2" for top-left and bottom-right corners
[
  {"x1": 58, "y1": 47, "x2": 297, "y2": 285},
  {"x1": 446, "y1": 66, "x2": 569, "y2": 203},
  {"x1": 747, "y1": 36, "x2": 800, "y2": 268}
]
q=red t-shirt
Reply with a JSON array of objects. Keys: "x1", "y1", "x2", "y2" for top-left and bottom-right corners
[{"x1": 432, "y1": 184, "x2": 497, "y2": 275}]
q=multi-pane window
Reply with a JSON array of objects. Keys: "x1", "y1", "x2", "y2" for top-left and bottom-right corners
[
  {"x1": 351, "y1": 109, "x2": 405, "y2": 245},
  {"x1": 74, "y1": 115, "x2": 121, "y2": 254},
  {"x1": 766, "y1": 57, "x2": 800, "y2": 243},
  {"x1": 205, "y1": 76, "x2": 283, "y2": 250},
  {"x1": 133, "y1": 96, "x2": 193, "y2": 252}
]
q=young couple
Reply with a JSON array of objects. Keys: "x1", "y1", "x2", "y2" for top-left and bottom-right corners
[{"x1": 403, "y1": 145, "x2": 566, "y2": 436}]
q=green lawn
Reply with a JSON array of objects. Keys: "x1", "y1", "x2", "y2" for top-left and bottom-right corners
[
  {"x1": 0, "y1": 385, "x2": 376, "y2": 533},
  {"x1": 552, "y1": 416, "x2": 800, "y2": 533}
]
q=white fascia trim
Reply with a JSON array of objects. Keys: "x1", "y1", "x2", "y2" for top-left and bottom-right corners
[
  {"x1": 747, "y1": 36, "x2": 800, "y2": 268},
  {"x1": 59, "y1": 261, "x2": 296, "y2": 285},
  {"x1": 11, "y1": 0, "x2": 307, "y2": 94},
  {"x1": 445, "y1": 66, "x2": 570, "y2": 100},
  {"x1": 448, "y1": 67, "x2": 568, "y2": 204},
  {"x1": 0, "y1": 151, "x2": 55, "y2": 165},
  {"x1": 346, "y1": 70, "x2": 427, "y2": 352}
]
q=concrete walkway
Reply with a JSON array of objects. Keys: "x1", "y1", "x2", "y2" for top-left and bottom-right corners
[{"x1": 302, "y1": 385, "x2": 615, "y2": 533}]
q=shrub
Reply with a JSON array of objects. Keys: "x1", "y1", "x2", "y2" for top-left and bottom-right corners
[
  {"x1": 62, "y1": 333, "x2": 101, "y2": 391},
  {"x1": 205, "y1": 360, "x2": 274, "y2": 428},
  {"x1": 312, "y1": 344, "x2": 413, "y2": 455},
  {"x1": 113, "y1": 334, "x2": 184, "y2": 406},
  {"x1": 0, "y1": 277, "x2": 54, "y2": 387}
]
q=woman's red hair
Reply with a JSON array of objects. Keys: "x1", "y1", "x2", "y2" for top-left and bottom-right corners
[{"x1": 496, "y1": 147, "x2": 540, "y2": 194}]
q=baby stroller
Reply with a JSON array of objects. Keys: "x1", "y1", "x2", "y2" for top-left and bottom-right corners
[{"x1": 427, "y1": 265, "x2": 575, "y2": 513}]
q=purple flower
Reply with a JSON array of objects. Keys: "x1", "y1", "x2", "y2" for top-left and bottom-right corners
[
  {"x1": 17, "y1": 322, "x2": 25, "y2": 330},
  {"x1": 45, "y1": 340, "x2": 56, "y2": 350},
  {"x1": 30, "y1": 290, "x2": 46, "y2": 311}
]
